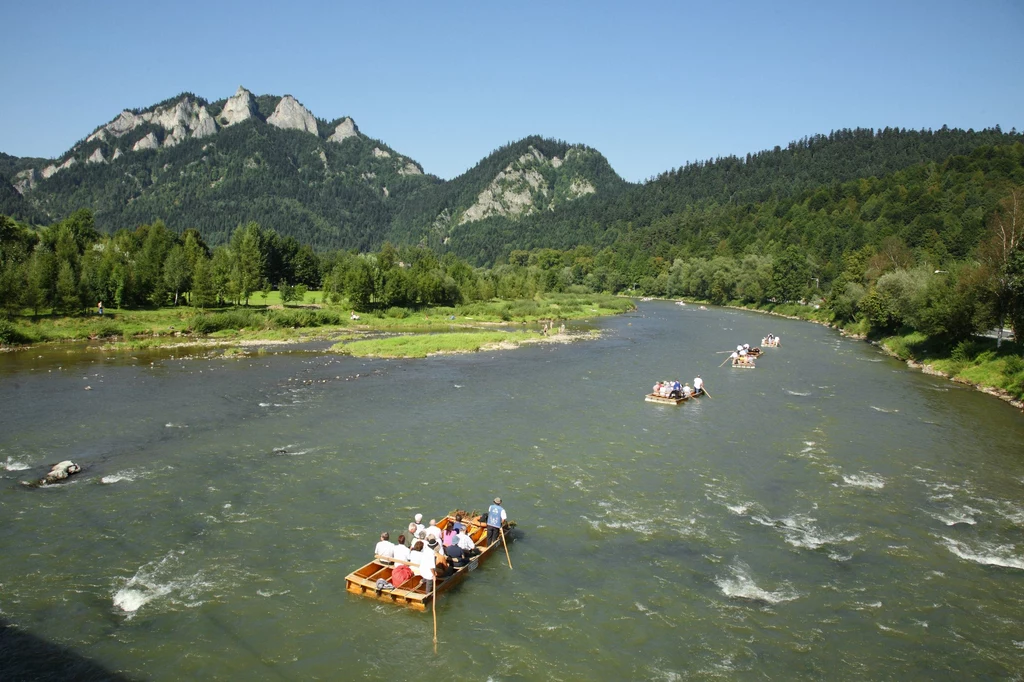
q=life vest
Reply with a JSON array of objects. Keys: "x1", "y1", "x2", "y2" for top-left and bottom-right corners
[{"x1": 487, "y1": 504, "x2": 504, "y2": 527}]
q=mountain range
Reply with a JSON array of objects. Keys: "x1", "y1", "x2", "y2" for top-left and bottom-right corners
[
  {"x1": 0, "y1": 87, "x2": 624, "y2": 257},
  {"x1": 1, "y1": 87, "x2": 1020, "y2": 265}
]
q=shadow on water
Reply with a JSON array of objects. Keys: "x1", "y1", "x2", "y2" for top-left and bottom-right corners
[{"x1": 0, "y1": 618, "x2": 138, "y2": 682}]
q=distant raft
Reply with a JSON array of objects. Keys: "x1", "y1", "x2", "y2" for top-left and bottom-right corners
[
  {"x1": 344, "y1": 512, "x2": 512, "y2": 610},
  {"x1": 761, "y1": 337, "x2": 780, "y2": 347},
  {"x1": 645, "y1": 387, "x2": 704, "y2": 404}
]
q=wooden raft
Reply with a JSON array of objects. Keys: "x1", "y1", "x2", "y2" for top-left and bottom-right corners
[
  {"x1": 645, "y1": 387, "x2": 704, "y2": 404},
  {"x1": 344, "y1": 513, "x2": 510, "y2": 610}
]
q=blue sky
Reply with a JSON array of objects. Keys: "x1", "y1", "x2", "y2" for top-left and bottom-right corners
[{"x1": 3, "y1": 0, "x2": 1022, "y2": 182}]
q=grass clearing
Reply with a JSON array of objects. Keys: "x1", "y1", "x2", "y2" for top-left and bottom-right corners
[
  {"x1": 332, "y1": 331, "x2": 544, "y2": 358},
  {"x1": 3, "y1": 292, "x2": 632, "y2": 354}
]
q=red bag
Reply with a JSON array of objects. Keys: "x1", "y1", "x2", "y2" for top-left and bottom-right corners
[{"x1": 391, "y1": 564, "x2": 413, "y2": 588}]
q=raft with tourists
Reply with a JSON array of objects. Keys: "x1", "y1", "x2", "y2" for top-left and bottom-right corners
[
  {"x1": 645, "y1": 387, "x2": 704, "y2": 404},
  {"x1": 761, "y1": 335, "x2": 780, "y2": 347},
  {"x1": 344, "y1": 512, "x2": 512, "y2": 610}
]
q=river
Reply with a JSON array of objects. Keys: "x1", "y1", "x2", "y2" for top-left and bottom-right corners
[{"x1": 1, "y1": 301, "x2": 1023, "y2": 680}]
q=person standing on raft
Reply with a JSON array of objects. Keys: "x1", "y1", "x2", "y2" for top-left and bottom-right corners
[{"x1": 487, "y1": 497, "x2": 507, "y2": 547}]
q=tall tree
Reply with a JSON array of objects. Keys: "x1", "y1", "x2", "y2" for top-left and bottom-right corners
[
  {"x1": 231, "y1": 223, "x2": 266, "y2": 306},
  {"x1": 163, "y1": 245, "x2": 190, "y2": 306},
  {"x1": 979, "y1": 188, "x2": 1024, "y2": 347}
]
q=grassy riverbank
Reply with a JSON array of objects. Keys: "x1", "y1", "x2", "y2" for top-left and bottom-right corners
[
  {"x1": 1, "y1": 293, "x2": 633, "y2": 353},
  {"x1": 878, "y1": 332, "x2": 1024, "y2": 402}
]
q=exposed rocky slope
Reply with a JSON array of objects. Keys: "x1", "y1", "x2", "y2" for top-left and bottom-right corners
[{"x1": 1, "y1": 90, "x2": 624, "y2": 257}]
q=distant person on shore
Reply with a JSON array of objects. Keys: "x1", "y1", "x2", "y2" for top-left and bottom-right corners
[
  {"x1": 487, "y1": 497, "x2": 507, "y2": 547},
  {"x1": 375, "y1": 531, "x2": 395, "y2": 565},
  {"x1": 97, "y1": 301, "x2": 103, "y2": 316}
]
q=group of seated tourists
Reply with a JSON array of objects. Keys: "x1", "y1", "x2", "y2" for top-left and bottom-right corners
[
  {"x1": 652, "y1": 380, "x2": 696, "y2": 398},
  {"x1": 372, "y1": 513, "x2": 482, "y2": 594}
]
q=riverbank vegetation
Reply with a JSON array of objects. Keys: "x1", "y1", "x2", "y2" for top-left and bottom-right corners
[{"x1": 3, "y1": 131, "x2": 1024, "y2": 401}]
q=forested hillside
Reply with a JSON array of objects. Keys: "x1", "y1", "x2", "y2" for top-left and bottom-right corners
[{"x1": 446, "y1": 127, "x2": 1023, "y2": 265}]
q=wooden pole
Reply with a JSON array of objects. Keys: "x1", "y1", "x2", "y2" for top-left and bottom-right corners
[
  {"x1": 432, "y1": 568, "x2": 438, "y2": 653},
  {"x1": 718, "y1": 356, "x2": 732, "y2": 368},
  {"x1": 500, "y1": 525, "x2": 513, "y2": 570},
  {"x1": 701, "y1": 387, "x2": 712, "y2": 398}
]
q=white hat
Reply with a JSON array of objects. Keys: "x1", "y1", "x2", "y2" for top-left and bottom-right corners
[{"x1": 414, "y1": 513, "x2": 422, "y2": 523}]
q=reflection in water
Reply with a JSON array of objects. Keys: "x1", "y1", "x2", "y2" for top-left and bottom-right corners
[{"x1": 1, "y1": 302, "x2": 1024, "y2": 679}]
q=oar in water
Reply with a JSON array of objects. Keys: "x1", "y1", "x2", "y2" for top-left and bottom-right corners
[
  {"x1": 500, "y1": 525, "x2": 512, "y2": 570},
  {"x1": 701, "y1": 386, "x2": 712, "y2": 398},
  {"x1": 718, "y1": 356, "x2": 733, "y2": 368}
]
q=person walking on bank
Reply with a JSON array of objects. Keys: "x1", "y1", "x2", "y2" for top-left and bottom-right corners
[{"x1": 487, "y1": 497, "x2": 506, "y2": 547}]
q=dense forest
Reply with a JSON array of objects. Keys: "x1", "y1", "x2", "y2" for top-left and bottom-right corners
[{"x1": 3, "y1": 125, "x2": 1024, "y2": 367}]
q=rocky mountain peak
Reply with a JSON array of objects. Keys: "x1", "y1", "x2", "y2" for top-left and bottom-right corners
[
  {"x1": 220, "y1": 86, "x2": 256, "y2": 127},
  {"x1": 328, "y1": 117, "x2": 359, "y2": 144},
  {"x1": 267, "y1": 95, "x2": 317, "y2": 135}
]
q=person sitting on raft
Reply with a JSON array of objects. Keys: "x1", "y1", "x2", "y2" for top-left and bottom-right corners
[
  {"x1": 375, "y1": 532, "x2": 395, "y2": 565},
  {"x1": 682, "y1": 383, "x2": 693, "y2": 397},
  {"x1": 444, "y1": 540, "x2": 470, "y2": 569},
  {"x1": 652, "y1": 381, "x2": 663, "y2": 396},
  {"x1": 455, "y1": 527, "x2": 481, "y2": 557},
  {"x1": 393, "y1": 534, "x2": 411, "y2": 563}
]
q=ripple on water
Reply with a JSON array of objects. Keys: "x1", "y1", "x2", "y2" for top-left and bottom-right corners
[
  {"x1": 714, "y1": 560, "x2": 800, "y2": 604},
  {"x1": 112, "y1": 549, "x2": 216, "y2": 616},
  {"x1": 751, "y1": 512, "x2": 859, "y2": 551},
  {"x1": 939, "y1": 537, "x2": 1024, "y2": 570},
  {"x1": 3, "y1": 456, "x2": 30, "y2": 471},
  {"x1": 841, "y1": 472, "x2": 886, "y2": 490},
  {"x1": 101, "y1": 469, "x2": 141, "y2": 484}
]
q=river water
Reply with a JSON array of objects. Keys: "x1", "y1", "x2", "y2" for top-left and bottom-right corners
[{"x1": 1, "y1": 301, "x2": 1023, "y2": 680}]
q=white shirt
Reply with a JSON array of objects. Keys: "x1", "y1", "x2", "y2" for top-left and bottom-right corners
[
  {"x1": 456, "y1": 532, "x2": 476, "y2": 552},
  {"x1": 425, "y1": 525, "x2": 441, "y2": 543},
  {"x1": 375, "y1": 540, "x2": 395, "y2": 560},
  {"x1": 694, "y1": 378, "x2": 703, "y2": 390},
  {"x1": 417, "y1": 548, "x2": 435, "y2": 580},
  {"x1": 393, "y1": 544, "x2": 411, "y2": 563}
]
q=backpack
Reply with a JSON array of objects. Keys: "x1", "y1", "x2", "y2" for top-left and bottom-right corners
[{"x1": 391, "y1": 564, "x2": 413, "y2": 588}]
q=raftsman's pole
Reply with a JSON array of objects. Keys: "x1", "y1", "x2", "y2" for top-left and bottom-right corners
[
  {"x1": 432, "y1": 570, "x2": 438, "y2": 653},
  {"x1": 701, "y1": 386, "x2": 712, "y2": 398},
  {"x1": 500, "y1": 525, "x2": 513, "y2": 570}
]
